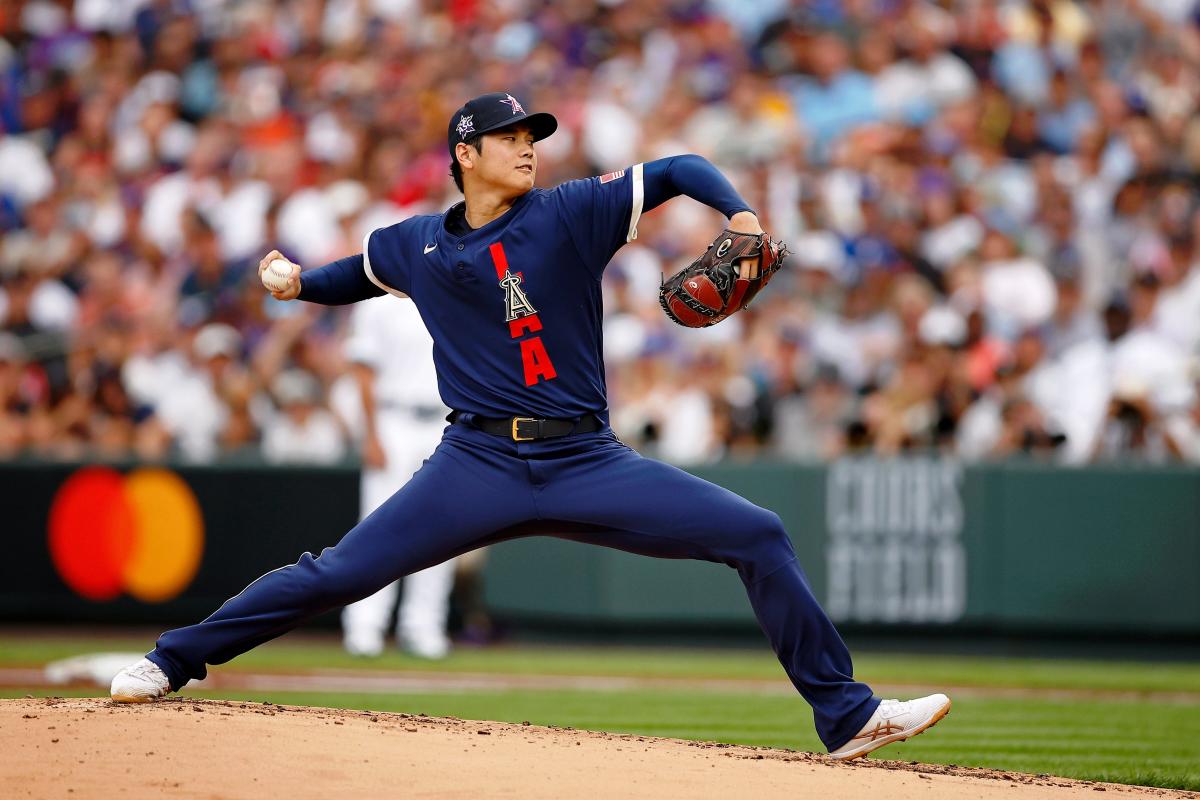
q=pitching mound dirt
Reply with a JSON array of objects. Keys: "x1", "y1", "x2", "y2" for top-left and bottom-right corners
[{"x1": 1, "y1": 698, "x2": 1194, "y2": 799}]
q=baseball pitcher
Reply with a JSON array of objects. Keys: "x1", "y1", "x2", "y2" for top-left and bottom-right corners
[{"x1": 112, "y1": 92, "x2": 950, "y2": 760}]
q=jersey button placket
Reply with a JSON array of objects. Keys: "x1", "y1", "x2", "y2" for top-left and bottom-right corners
[{"x1": 452, "y1": 241, "x2": 470, "y2": 281}]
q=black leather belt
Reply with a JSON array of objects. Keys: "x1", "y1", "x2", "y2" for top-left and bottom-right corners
[{"x1": 453, "y1": 412, "x2": 602, "y2": 441}]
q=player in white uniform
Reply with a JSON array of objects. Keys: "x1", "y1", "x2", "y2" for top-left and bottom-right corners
[{"x1": 338, "y1": 295, "x2": 455, "y2": 659}]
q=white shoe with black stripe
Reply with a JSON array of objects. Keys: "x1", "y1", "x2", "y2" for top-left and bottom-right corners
[{"x1": 829, "y1": 694, "x2": 951, "y2": 761}]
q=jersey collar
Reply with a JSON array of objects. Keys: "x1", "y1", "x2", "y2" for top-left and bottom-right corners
[{"x1": 442, "y1": 189, "x2": 535, "y2": 239}]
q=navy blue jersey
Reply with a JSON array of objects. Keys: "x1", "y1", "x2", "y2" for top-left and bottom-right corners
[
  {"x1": 362, "y1": 166, "x2": 646, "y2": 420},
  {"x1": 291, "y1": 155, "x2": 752, "y2": 419}
]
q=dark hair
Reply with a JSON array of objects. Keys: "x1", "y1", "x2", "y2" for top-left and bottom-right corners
[{"x1": 449, "y1": 135, "x2": 483, "y2": 193}]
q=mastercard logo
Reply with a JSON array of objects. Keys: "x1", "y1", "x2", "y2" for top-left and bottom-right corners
[{"x1": 48, "y1": 467, "x2": 204, "y2": 603}]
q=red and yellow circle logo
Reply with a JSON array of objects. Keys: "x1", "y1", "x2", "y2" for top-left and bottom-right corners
[{"x1": 48, "y1": 467, "x2": 204, "y2": 603}]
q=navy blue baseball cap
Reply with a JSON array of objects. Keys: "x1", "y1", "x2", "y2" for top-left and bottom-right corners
[{"x1": 447, "y1": 92, "x2": 557, "y2": 154}]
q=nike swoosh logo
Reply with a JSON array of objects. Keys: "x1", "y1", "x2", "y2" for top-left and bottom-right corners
[{"x1": 423, "y1": 243, "x2": 437, "y2": 254}]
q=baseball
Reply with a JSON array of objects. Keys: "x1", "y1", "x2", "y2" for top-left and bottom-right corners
[{"x1": 262, "y1": 258, "x2": 295, "y2": 293}]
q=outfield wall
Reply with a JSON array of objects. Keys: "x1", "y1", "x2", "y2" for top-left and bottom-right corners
[
  {"x1": 2, "y1": 458, "x2": 1198, "y2": 636},
  {"x1": 485, "y1": 459, "x2": 1200, "y2": 636}
]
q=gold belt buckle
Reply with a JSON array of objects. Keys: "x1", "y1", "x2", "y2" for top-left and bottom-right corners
[{"x1": 511, "y1": 417, "x2": 537, "y2": 441}]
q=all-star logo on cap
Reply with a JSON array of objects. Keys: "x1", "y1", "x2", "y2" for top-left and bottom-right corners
[{"x1": 447, "y1": 92, "x2": 558, "y2": 153}]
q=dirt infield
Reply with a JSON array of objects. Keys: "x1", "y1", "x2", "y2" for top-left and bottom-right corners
[{"x1": 1, "y1": 698, "x2": 1195, "y2": 800}]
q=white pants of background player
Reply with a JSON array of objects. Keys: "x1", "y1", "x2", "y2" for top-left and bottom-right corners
[{"x1": 341, "y1": 408, "x2": 454, "y2": 658}]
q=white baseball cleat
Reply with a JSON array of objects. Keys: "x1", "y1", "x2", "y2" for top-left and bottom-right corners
[
  {"x1": 343, "y1": 631, "x2": 385, "y2": 658},
  {"x1": 829, "y1": 693, "x2": 951, "y2": 761},
  {"x1": 110, "y1": 658, "x2": 172, "y2": 703},
  {"x1": 401, "y1": 633, "x2": 450, "y2": 660}
]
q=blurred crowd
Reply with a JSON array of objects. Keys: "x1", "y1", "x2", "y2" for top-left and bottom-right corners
[{"x1": 2, "y1": 0, "x2": 1200, "y2": 465}]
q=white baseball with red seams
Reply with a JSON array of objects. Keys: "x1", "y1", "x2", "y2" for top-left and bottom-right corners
[{"x1": 262, "y1": 259, "x2": 294, "y2": 293}]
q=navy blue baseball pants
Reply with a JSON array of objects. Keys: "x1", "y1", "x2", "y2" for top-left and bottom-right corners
[{"x1": 147, "y1": 422, "x2": 879, "y2": 750}]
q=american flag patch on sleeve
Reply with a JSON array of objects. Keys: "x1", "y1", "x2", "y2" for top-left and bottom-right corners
[{"x1": 598, "y1": 170, "x2": 626, "y2": 184}]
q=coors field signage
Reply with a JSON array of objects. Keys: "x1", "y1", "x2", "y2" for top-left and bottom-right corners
[{"x1": 824, "y1": 457, "x2": 966, "y2": 624}]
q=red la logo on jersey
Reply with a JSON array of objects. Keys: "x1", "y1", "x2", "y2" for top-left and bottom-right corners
[{"x1": 488, "y1": 242, "x2": 557, "y2": 387}]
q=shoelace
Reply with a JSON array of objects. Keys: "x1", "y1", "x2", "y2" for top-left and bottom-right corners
[
  {"x1": 876, "y1": 699, "x2": 912, "y2": 719},
  {"x1": 127, "y1": 660, "x2": 163, "y2": 681}
]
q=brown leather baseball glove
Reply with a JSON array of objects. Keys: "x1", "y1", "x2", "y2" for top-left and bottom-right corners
[{"x1": 659, "y1": 230, "x2": 788, "y2": 328}]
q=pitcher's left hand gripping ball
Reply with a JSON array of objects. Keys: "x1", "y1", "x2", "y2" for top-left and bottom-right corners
[{"x1": 659, "y1": 230, "x2": 788, "y2": 328}]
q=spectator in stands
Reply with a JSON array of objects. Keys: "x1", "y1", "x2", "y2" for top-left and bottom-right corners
[
  {"x1": 153, "y1": 323, "x2": 246, "y2": 462},
  {"x1": 262, "y1": 368, "x2": 347, "y2": 465}
]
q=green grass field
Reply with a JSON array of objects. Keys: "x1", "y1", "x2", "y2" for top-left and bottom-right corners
[{"x1": 2, "y1": 631, "x2": 1198, "y2": 791}]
